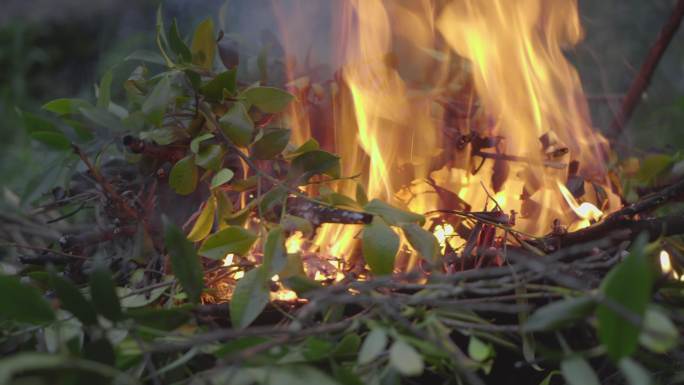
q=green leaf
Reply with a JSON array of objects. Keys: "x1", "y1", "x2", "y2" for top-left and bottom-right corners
[
  {"x1": 191, "y1": 18, "x2": 216, "y2": 69},
  {"x1": 42, "y1": 98, "x2": 91, "y2": 115},
  {"x1": 169, "y1": 156, "x2": 199, "y2": 196},
  {"x1": 639, "y1": 306, "x2": 679, "y2": 353},
  {"x1": 362, "y1": 218, "x2": 399, "y2": 276},
  {"x1": 303, "y1": 337, "x2": 335, "y2": 361},
  {"x1": 127, "y1": 306, "x2": 191, "y2": 330},
  {"x1": 401, "y1": 223, "x2": 439, "y2": 263},
  {"x1": 561, "y1": 356, "x2": 600, "y2": 385},
  {"x1": 125, "y1": 50, "x2": 166, "y2": 65},
  {"x1": 230, "y1": 267, "x2": 270, "y2": 329},
  {"x1": 215, "y1": 336, "x2": 270, "y2": 357},
  {"x1": 243, "y1": 86, "x2": 294, "y2": 113},
  {"x1": 164, "y1": 220, "x2": 205, "y2": 304},
  {"x1": 199, "y1": 226, "x2": 257, "y2": 259},
  {"x1": 219, "y1": 103, "x2": 254, "y2": 147},
  {"x1": 195, "y1": 144, "x2": 224, "y2": 171},
  {"x1": 358, "y1": 328, "x2": 388, "y2": 365},
  {"x1": 289, "y1": 149, "x2": 341, "y2": 181},
  {"x1": 263, "y1": 226, "x2": 287, "y2": 277},
  {"x1": 89, "y1": 267, "x2": 123, "y2": 322},
  {"x1": 118, "y1": 284, "x2": 169, "y2": 308},
  {"x1": 523, "y1": 296, "x2": 596, "y2": 332},
  {"x1": 190, "y1": 133, "x2": 214, "y2": 154},
  {"x1": 30, "y1": 131, "x2": 71, "y2": 150},
  {"x1": 79, "y1": 106, "x2": 126, "y2": 131},
  {"x1": 363, "y1": 199, "x2": 425, "y2": 226},
  {"x1": 637, "y1": 154, "x2": 673, "y2": 183},
  {"x1": 287, "y1": 138, "x2": 320, "y2": 158},
  {"x1": 0, "y1": 353, "x2": 131, "y2": 385},
  {"x1": 252, "y1": 128, "x2": 291, "y2": 160},
  {"x1": 142, "y1": 75, "x2": 173, "y2": 126},
  {"x1": 281, "y1": 215, "x2": 314, "y2": 237},
  {"x1": 390, "y1": 340, "x2": 424, "y2": 377},
  {"x1": 201, "y1": 69, "x2": 238, "y2": 100},
  {"x1": 538, "y1": 371, "x2": 561, "y2": 385},
  {"x1": 619, "y1": 358, "x2": 653, "y2": 385},
  {"x1": 169, "y1": 19, "x2": 192, "y2": 63},
  {"x1": 19, "y1": 109, "x2": 58, "y2": 133},
  {"x1": 211, "y1": 168, "x2": 235, "y2": 189},
  {"x1": 0, "y1": 275, "x2": 55, "y2": 324},
  {"x1": 97, "y1": 69, "x2": 113, "y2": 108},
  {"x1": 49, "y1": 273, "x2": 98, "y2": 326},
  {"x1": 333, "y1": 333, "x2": 362, "y2": 357},
  {"x1": 187, "y1": 195, "x2": 217, "y2": 242},
  {"x1": 597, "y1": 234, "x2": 653, "y2": 361},
  {"x1": 468, "y1": 336, "x2": 494, "y2": 362}
]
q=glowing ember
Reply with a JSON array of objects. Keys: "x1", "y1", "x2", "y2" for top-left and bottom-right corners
[
  {"x1": 659, "y1": 250, "x2": 678, "y2": 279},
  {"x1": 222, "y1": 253, "x2": 234, "y2": 267},
  {"x1": 434, "y1": 223, "x2": 466, "y2": 255}
]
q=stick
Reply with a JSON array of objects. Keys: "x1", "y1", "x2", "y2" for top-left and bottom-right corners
[{"x1": 609, "y1": 0, "x2": 684, "y2": 136}]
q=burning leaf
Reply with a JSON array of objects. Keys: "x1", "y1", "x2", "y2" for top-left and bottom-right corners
[
  {"x1": 363, "y1": 199, "x2": 425, "y2": 226},
  {"x1": 229, "y1": 267, "x2": 270, "y2": 329},
  {"x1": 187, "y1": 195, "x2": 217, "y2": 242},
  {"x1": 242, "y1": 86, "x2": 294, "y2": 114},
  {"x1": 362, "y1": 218, "x2": 399, "y2": 276},
  {"x1": 401, "y1": 223, "x2": 439, "y2": 263},
  {"x1": 164, "y1": 220, "x2": 205, "y2": 304},
  {"x1": 190, "y1": 18, "x2": 216, "y2": 69},
  {"x1": 252, "y1": 128, "x2": 291, "y2": 160},
  {"x1": 491, "y1": 157, "x2": 510, "y2": 193},
  {"x1": 597, "y1": 234, "x2": 653, "y2": 361},
  {"x1": 219, "y1": 103, "x2": 254, "y2": 147},
  {"x1": 199, "y1": 226, "x2": 257, "y2": 260},
  {"x1": 169, "y1": 156, "x2": 199, "y2": 196}
]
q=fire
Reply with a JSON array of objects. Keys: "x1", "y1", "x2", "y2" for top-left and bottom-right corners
[
  {"x1": 267, "y1": 0, "x2": 620, "y2": 266},
  {"x1": 659, "y1": 250, "x2": 679, "y2": 279},
  {"x1": 557, "y1": 181, "x2": 603, "y2": 230},
  {"x1": 286, "y1": 232, "x2": 305, "y2": 254}
]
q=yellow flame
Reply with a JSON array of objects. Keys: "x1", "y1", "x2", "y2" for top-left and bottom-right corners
[
  {"x1": 222, "y1": 253, "x2": 234, "y2": 267},
  {"x1": 557, "y1": 181, "x2": 603, "y2": 230},
  {"x1": 286, "y1": 232, "x2": 305, "y2": 254},
  {"x1": 659, "y1": 250, "x2": 678, "y2": 279},
  {"x1": 271, "y1": 0, "x2": 621, "y2": 261}
]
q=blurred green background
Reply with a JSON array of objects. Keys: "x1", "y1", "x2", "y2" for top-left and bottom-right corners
[{"x1": 0, "y1": 0, "x2": 682, "y2": 195}]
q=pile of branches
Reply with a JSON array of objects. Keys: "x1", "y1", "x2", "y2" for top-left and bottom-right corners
[{"x1": 1, "y1": 10, "x2": 684, "y2": 385}]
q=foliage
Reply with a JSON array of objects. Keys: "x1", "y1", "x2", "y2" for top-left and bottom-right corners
[{"x1": 1, "y1": 10, "x2": 683, "y2": 385}]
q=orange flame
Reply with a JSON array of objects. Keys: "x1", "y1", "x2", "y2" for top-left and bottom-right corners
[{"x1": 269, "y1": 0, "x2": 620, "y2": 263}]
